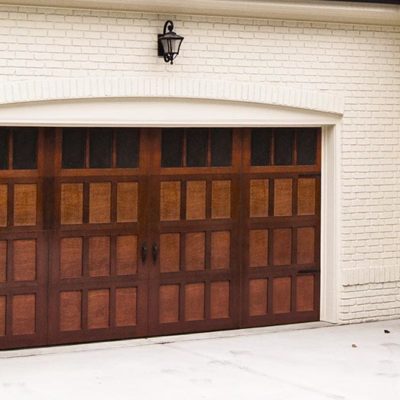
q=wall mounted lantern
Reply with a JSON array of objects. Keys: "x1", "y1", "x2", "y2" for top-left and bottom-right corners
[{"x1": 158, "y1": 20, "x2": 184, "y2": 65}]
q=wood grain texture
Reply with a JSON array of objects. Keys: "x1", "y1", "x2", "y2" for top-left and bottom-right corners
[
  {"x1": 59, "y1": 291, "x2": 82, "y2": 332},
  {"x1": 249, "y1": 230, "x2": 268, "y2": 268},
  {"x1": 0, "y1": 296, "x2": 5, "y2": 336},
  {"x1": 160, "y1": 181, "x2": 181, "y2": 221},
  {"x1": 272, "y1": 229, "x2": 292, "y2": 266},
  {"x1": 87, "y1": 289, "x2": 110, "y2": 329},
  {"x1": 61, "y1": 183, "x2": 83, "y2": 225},
  {"x1": 249, "y1": 279, "x2": 268, "y2": 316},
  {"x1": 211, "y1": 231, "x2": 230, "y2": 270},
  {"x1": 296, "y1": 276, "x2": 315, "y2": 312},
  {"x1": 0, "y1": 241, "x2": 6, "y2": 283},
  {"x1": 298, "y1": 178, "x2": 316, "y2": 216},
  {"x1": 89, "y1": 182, "x2": 111, "y2": 224},
  {"x1": 12, "y1": 294, "x2": 36, "y2": 335},
  {"x1": 116, "y1": 235, "x2": 137, "y2": 276},
  {"x1": 185, "y1": 232, "x2": 205, "y2": 271},
  {"x1": 273, "y1": 277, "x2": 291, "y2": 314},
  {"x1": 250, "y1": 179, "x2": 269, "y2": 217},
  {"x1": 13, "y1": 240, "x2": 36, "y2": 282},
  {"x1": 60, "y1": 238, "x2": 83, "y2": 279},
  {"x1": 273, "y1": 179, "x2": 292, "y2": 217},
  {"x1": 184, "y1": 283, "x2": 205, "y2": 321},
  {"x1": 160, "y1": 233, "x2": 180, "y2": 273},
  {"x1": 0, "y1": 184, "x2": 7, "y2": 227},
  {"x1": 211, "y1": 180, "x2": 231, "y2": 219},
  {"x1": 14, "y1": 184, "x2": 37, "y2": 226},
  {"x1": 88, "y1": 237, "x2": 110, "y2": 277},
  {"x1": 186, "y1": 180, "x2": 206, "y2": 220},
  {"x1": 297, "y1": 227, "x2": 315, "y2": 264},
  {"x1": 116, "y1": 287, "x2": 137, "y2": 327},
  {"x1": 159, "y1": 284, "x2": 179, "y2": 324},
  {"x1": 210, "y1": 281, "x2": 230, "y2": 319},
  {"x1": 117, "y1": 182, "x2": 138, "y2": 223}
]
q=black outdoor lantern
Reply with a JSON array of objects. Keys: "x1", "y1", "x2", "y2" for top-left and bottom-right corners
[{"x1": 158, "y1": 20, "x2": 184, "y2": 64}]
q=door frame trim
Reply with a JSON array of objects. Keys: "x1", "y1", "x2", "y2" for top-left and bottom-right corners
[{"x1": 0, "y1": 77, "x2": 343, "y2": 324}]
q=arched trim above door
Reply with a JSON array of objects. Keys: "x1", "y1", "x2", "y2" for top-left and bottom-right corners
[{"x1": 0, "y1": 76, "x2": 344, "y2": 115}]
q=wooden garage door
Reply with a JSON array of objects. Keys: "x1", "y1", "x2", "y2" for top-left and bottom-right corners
[{"x1": 0, "y1": 126, "x2": 320, "y2": 349}]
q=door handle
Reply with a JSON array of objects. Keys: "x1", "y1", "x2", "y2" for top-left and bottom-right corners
[
  {"x1": 141, "y1": 242, "x2": 147, "y2": 264},
  {"x1": 152, "y1": 242, "x2": 158, "y2": 264}
]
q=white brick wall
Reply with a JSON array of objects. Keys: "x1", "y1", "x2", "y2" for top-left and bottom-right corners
[{"x1": 0, "y1": 4, "x2": 400, "y2": 323}]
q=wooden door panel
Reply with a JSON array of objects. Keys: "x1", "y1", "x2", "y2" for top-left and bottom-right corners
[
  {"x1": 242, "y1": 127, "x2": 321, "y2": 327},
  {"x1": 149, "y1": 128, "x2": 241, "y2": 336}
]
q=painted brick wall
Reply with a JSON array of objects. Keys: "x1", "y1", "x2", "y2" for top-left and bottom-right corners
[{"x1": 0, "y1": 4, "x2": 400, "y2": 323}]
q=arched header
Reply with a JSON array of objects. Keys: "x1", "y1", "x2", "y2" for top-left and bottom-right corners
[{"x1": 0, "y1": 77, "x2": 344, "y2": 115}]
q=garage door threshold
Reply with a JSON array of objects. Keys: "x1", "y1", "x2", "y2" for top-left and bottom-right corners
[{"x1": 0, "y1": 321, "x2": 333, "y2": 359}]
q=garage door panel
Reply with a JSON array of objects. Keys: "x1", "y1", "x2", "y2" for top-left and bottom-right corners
[
  {"x1": 243, "y1": 128, "x2": 320, "y2": 327},
  {"x1": 0, "y1": 184, "x2": 7, "y2": 227}
]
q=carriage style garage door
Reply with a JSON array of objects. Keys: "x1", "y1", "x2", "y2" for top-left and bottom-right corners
[{"x1": 0, "y1": 127, "x2": 320, "y2": 349}]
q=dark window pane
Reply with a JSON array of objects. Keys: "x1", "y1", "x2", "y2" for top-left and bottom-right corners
[
  {"x1": 13, "y1": 128, "x2": 38, "y2": 169},
  {"x1": 161, "y1": 128, "x2": 183, "y2": 168},
  {"x1": 274, "y1": 129, "x2": 294, "y2": 165},
  {"x1": 251, "y1": 128, "x2": 272, "y2": 166},
  {"x1": 297, "y1": 129, "x2": 317, "y2": 165},
  {"x1": 186, "y1": 128, "x2": 208, "y2": 167},
  {"x1": 211, "y1": 128, "x2": 232, "y2": 167},
  {"x1": 89, "y1": 128, "x2": 113, "y2": 168},
  {"x1": 62, "y1": 128, "x2": 86, "y2": 169},
  {"x1": 116, "y1": 129, "x2": 139, "y2": 168},
  {"x1": 0, "y1": 130, "x2": 9, "y2": 170}
]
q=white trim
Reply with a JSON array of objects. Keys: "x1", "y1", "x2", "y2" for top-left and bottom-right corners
[
  {"x1": 0, "y1": 77, "x2": 343, "y2": 324},
  {"x1": 0, "y1": 77, "x2": 344, "y2": 115},
  {"x1": 320, "y1": 124, "x2": 341, "y2": 324},
  {"x1": 0, "y1": 0, "x2": 399, "y2": 26}
]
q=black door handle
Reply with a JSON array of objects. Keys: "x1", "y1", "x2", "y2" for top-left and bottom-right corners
[
  {"x1": 141, "y1": 242, "x2": 147, "y2": 264},
  {"x1": 152, "y1": 242, "x2": 158, "y2": 263}
]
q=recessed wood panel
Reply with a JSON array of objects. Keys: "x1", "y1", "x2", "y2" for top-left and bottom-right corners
[
  {"x1": 117, "y1": 182, "x2": 138, "y2": 223},
  {"x1": 211, "y1": 180, "x2": 231, "y2": 219},
  {"x1": 0, "y1": 184, "x2": 7, "y2": 227},
  {"x1": 13, "y1": 240, "x2": 36, "y2": 282},
  {"x1": 89, "y1": 182, "x2": 111, "y2": 224},
  {"x1": 116, "y1": 235, "x2": 137, "y2": 276},
  {"x1": 249, "y1": 279, "x2": 268, "y2": 316},
  {"x1": 0, "y1": 296, "x2": 5, "y2": 336},
  {"x1": 88, "y1": 237, "x2": 110, "y2": 277},
  {"x1": 87, "y1": 289, "x2": 110, "y2": 329},
  {"x1": 297, "y1": 227, "x2": 315, "y2": 265},
  {"x1": 273, "y1": 229, "x2": 292, "y2": 266},
  {"x1": 159, "y1": 285, "x2": 179, "y2": 324},
  {"x1": 210, "y1": 281, "x2": 230, "y2": 319},
  {"x1": 14, "y1": 184, "x2": 37, "y2": 226},
  {"x1": 116, "y1": 287, "x2": 137, "y2": 327},
  {"x1": 296, "y1": 276, "x2": 315, "y2": 312},
  {"x1": 184, "y1": 283, "x2": 205, "y2": 321},
  {"x1": 211, "y1": 231, "x2": 230, "y2": 270},
  {"x1": 273, "y1": 277, "x2": 291, "y2": 314},
  {"x1": 0, "y1": 241, "x2": 6, "y2": 283},
  {"x1": 59, "y1": 291, "x2": 82, "y2": 332},
  {"x1": 61, "y1": 183, "x2": 83, "y2": 225},
  {"x1": 160, "y1": 181, "x2": 181, "y2": 221},
  {"x1": 186, "y1": 180, "x2": 206, "y2": 220},
  {"x1": 12, "y1": 294, "x2": 36, "y2": 335},
  {"x1": 250, "y1": 179, "x2": 269, "y2": 217},
  {"x1": 185, "y1": 232, "x2": 205, "y2": 271},
  {"x1": 274, "y1": 179, "x2": 292, "y2": 216},
  {"x1": 249, "y1": 230, "x2": 268, "y2": 268},
  {"x1": 160, "y1": 233, "x2": 180, "y2": 273},
  {"x1": 60, "y1": 238, "x2": 83, "y2": 279},
  {"x1": 298, "y1": 178, "x2": 316, "y2": 216}
]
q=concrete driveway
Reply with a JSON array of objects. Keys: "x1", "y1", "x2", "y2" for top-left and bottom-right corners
[{"x1": 0, "y1": 320, "x2": 399, "y2": 400}]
